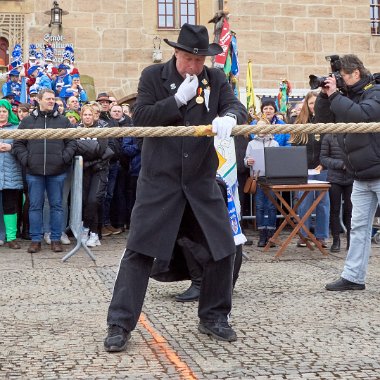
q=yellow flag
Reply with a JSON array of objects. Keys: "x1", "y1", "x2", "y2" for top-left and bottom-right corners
[{"x1": 246, "y1": 60, "x2": 256, "y2": 114}]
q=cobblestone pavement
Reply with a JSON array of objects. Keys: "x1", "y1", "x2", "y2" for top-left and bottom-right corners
[{"x1": 1, "y1": 231, "x2": 380, "y2": 379}]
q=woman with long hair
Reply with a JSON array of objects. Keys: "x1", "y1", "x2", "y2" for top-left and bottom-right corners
[
  {"x1": 75, "y1": 105, "x2": 114, "y2": 247},
  {"x1": 245, "y1": 118, "x2": 279, "y2": 247},
  {"x1": 290, "y1": 90, "x2": 330, "y2": 248}
]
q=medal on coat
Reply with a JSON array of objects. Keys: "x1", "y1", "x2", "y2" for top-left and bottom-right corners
[{"x1": 196, "y1": 88, "x2": 204, "y2": 104}]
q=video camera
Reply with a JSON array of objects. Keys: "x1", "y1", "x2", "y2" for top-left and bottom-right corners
[{"x1": 309, "y1": 55, "x2": 345, "y2": 90}]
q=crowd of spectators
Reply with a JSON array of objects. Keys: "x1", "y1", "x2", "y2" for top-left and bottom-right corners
[
  {"x1": 0, "y1": 44, "x2": 374, "y2": 262},
  {"x1": 0, "y1": 43, "x2": 142, "y2": 252},
  {"x1": 0, "y1": 88, "x2": 140, "y2": 252}
]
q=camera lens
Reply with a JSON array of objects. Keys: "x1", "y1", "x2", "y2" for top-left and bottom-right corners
[{"x1": 309, "y1": 75, "x2": 327, "y2": 90}]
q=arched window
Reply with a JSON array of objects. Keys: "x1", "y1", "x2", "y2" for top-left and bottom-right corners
[{"x1": 157, "y1": 0, "x2": 197, "y2": 29}]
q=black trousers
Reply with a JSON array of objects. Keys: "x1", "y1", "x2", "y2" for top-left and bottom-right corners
[
  {"x1": 107, "y1": 200, "x2": 234, "y2": 332},
  {"x1": 329, "y1": 183, "x2": 353, "y2": 237},
  {"x1": 107, "y1": 248, "x2": 234, "y2": 332},
  {"x1": 181, "y1": 242, "x2": 242, "y2": 288},
  {"x1": 1, "y1": 189, "x2": 20, "y2": 214},
  {"x1": 82, "y1": 167, "x2": 108, "y2": 232}
]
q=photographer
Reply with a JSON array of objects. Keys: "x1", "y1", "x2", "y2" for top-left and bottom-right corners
[{"x1": 313, "y1": 54, "x2": 380, "y2": 291}]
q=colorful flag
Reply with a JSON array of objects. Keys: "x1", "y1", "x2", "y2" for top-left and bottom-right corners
[
  {"x1": 246, "y1": 60, "x2": 256, "y2": 114},
  {"x1": 215, "y1": 138, "x2": 246, "y2": 245},
  {"x1": 230, "y1": 35, "x2": 239, "y2": 76},
  {"x1": 19, "y1": 76, "x2": 27, "y2": 104},
  {"x1": 214, "y1": 18, "x2": 232, "y2": 69}
]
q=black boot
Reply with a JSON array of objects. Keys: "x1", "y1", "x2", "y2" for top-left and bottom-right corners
[
  {"x1": 175, "y1": 237, "x2": 203, "y2": 302},
  {"x1": 330, "y1": 236, "x2": 341, "y2": 253},
  {"x1": 175, "y1": 281, "x2": 201, "y2": 302},
  {"x1": 266, "y1": 229, "x2": 276, "y2": 247},
  {"x1": 257, "y1": 229, "x2": 267, "y2": 247}
]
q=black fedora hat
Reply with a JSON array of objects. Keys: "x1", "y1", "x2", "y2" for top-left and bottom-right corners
[{"x1": 164, "y1": 23, "x2": 223, "y2": 56}]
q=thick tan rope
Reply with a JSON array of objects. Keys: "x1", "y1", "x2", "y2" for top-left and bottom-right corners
[{"x1": 1, "y1": 122, "x2": 380, "y2": 139}]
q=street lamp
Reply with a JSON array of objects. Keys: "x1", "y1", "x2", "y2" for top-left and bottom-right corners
[{"x1": 49, "y1": 1, "x2": 63, "y2": 27}]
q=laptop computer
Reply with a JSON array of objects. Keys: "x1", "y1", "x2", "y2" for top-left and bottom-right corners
[{"x1": 258, "y1": 146, "x2": 308, "y2": 185}]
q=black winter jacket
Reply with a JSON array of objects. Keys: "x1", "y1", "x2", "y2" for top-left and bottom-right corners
[
  {"x1": 305, "y1": 132, "x2": 324, "y2": 169},
  {"x1": 314, "y1": 75, "x2": 380, "y2": 180},
  {"x1": 75, "y1": 123, "x2": 115, "y2": 171},
  {"x1": 109, "y1": 116, "x2": 133, "y2": 165},
  {"x1": 320, "y1": 134, "x2": 354, "y2": 186},
  {"x1": 12, "y1": 108, "x2": 77, "y2": 176},
  {"x1": 291, "y1": 116, "x2": 324, "y2": 169}
]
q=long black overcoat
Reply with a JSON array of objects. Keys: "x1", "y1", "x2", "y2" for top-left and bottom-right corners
[{"x1": 128, "y1": 56, "x2": 247, "y2": 261}]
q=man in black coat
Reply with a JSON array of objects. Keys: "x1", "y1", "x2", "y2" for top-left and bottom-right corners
[
  {"x1": 104, "y1": 23, "x2": 248, "y2": 352},
  {"x1": 313, "y1": 54, "x2": 380, "y2": 291},
  {"x1": 12, "y1": 89, "x2": 76, "y2": 253}
]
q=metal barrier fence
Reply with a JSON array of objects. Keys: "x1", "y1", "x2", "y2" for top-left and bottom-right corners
[
  {"x1": 62, "y1": 156, "x2": 95, "y2": 262},
  {"x1": 241, "y1": 192, "x2": 297, "y2": 223}
]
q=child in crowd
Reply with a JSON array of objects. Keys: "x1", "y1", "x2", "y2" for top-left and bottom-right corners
[{"x1": 244, "y1": 120, "x2": 279, "y2": 247}]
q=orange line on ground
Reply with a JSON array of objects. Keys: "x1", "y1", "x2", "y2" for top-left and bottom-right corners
[{"x1": 138, "y1": 313, "x2": 198, "y2": 380}]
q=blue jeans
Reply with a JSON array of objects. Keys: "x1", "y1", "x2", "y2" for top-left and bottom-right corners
[
  {"x1": 298, "y1": 171, "x2": 330, "y2": 239},
  {"x1": 255, "y1": 187, "x2": 277, "y2": 229},
  {"x1": 26, "y1": 173, "x2": 66, "y2": 242},
  {"x1": 342, "y1": 179, "x2": 380, "y2": 284},
  {"x1": 43, "y1": 167, "x2": 72, "y2": 233}
]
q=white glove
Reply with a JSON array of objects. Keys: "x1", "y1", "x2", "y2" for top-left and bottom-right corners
[
  {"x1": 174, "y1": 74, "x2": 199, "y2": 106},
  {"x1": 212, "y1": 115, "x2": 236, "y2": 139}
]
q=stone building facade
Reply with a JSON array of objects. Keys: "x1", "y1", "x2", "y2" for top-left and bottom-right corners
[{"x1": 0, "y1": 0, "x2": 379, "y2": 101}]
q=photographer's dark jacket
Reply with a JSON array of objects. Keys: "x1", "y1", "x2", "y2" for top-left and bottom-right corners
[
  {"x1": 320, "y1": 134, "x2": 354, "y2": 186},
  {"x1": 12, "y1": 108, "x2": 77, "y2": 176},
  {"x1": 314, "y1": 75, "x2": 380, "y2": 180},
  {"x1": 129, "y1": 56, "x2": 248, "y2": 261}
]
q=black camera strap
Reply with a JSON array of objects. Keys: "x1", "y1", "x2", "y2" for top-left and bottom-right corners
[{"x1": 372, "y1": 73, "x2": 380, "y2": 84}]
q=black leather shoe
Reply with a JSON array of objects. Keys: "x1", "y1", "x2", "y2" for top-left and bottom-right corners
[
  {"x1": 175, "y1": 283, "x2": 200, "y2": 302},
  {"x1": 104, "y1": 325, "x2": 131, "y2": 352},
  {"x1": 257, "y1": 229, "x2": 267, "y2": 247},
  {"x1": 325, "y1": 277, "x2": 365, "y2": 291},
  {"x1": 198, "y1": 321, "x2": 237, "y2": 342},
  {"x1": 330, "y1": 238, "x2": 340, "y2": 253}
]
